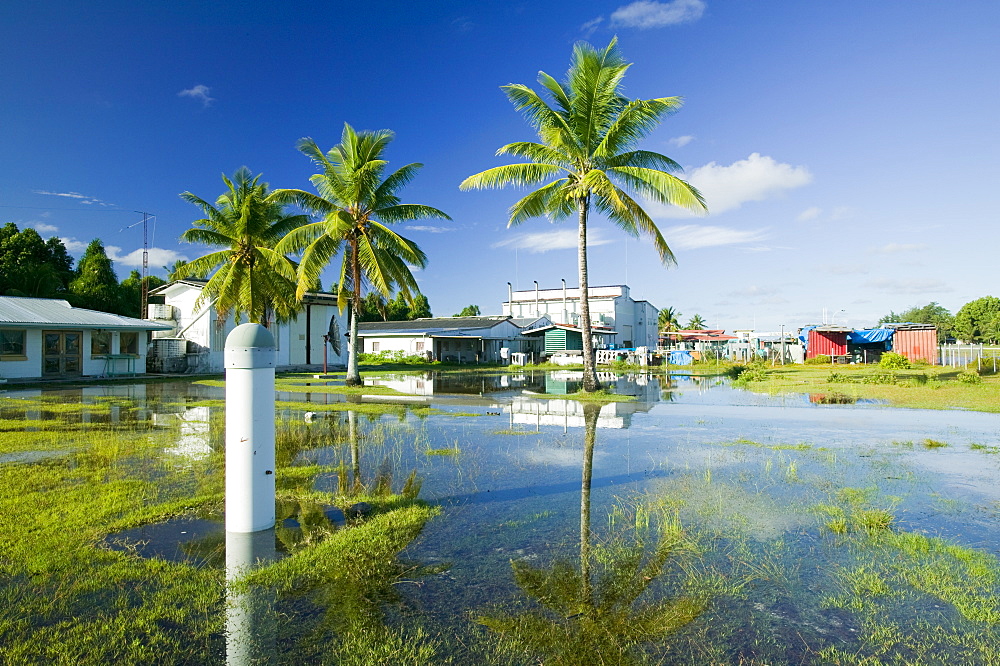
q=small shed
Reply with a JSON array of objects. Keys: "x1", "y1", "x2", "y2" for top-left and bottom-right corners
[
  {"x1": 883, "y1": 323, "x2": 938, "y2": 364},
  {"x1": 804, "y1": 326, "x2": 851, "y2": 360},
  {"x1": 520, "y1": 323, "x2": 617, "y2": 356}
]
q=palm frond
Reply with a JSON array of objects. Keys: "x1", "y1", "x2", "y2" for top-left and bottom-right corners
[
  {"x1": 460, "y1": 163, "x2": 564, "y2": 190},
  {"x1": 507, "y1": 178, "x2": 573, "y2": 226},
  {"x1": 606, "y1": 166, "x2": 706, "y2": 213}
]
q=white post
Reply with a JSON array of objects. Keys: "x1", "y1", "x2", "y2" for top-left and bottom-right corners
[{"x1": 225, "y1": 323, "x2": 276, "y2": 533}]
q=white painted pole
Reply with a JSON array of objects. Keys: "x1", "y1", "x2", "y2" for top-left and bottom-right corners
[{"x1": 225, "y1": 323, "x2": 276, "y2": 533}]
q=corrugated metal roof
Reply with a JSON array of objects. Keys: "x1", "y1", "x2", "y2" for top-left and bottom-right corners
[
  {"x1": 0, "y1": 296, "x2": 173, "y2": 330},
  {"x1": 150, "y1": 279, "x2": 340, "y2": 305},
  {"x1": 358, "y1": 317, "x2": 513, "y2": 335}
]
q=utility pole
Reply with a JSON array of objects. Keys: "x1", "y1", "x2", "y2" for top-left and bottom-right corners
[{"x1": 141, "y1": 212, "x2": 149, "y2": 319}]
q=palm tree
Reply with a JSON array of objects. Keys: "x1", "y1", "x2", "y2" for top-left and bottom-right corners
[
  {"x1": 658, "y1": 306, "x2": 682, "y2": 332},
  {"x1": 685, "y1": 314, "x2": 706, "y2": 330},
  {"x1": 177, "y1": 167, "x2": 307, "y2": 326},
  {"x1": 461, "y1": 38, "x2": 705, "y2": 392},
  {"x1": 274, "y1": 124, "x2": 449, "y2": 386}
]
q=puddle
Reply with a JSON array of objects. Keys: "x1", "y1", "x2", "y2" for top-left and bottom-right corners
[{"x1": 5, "y1": 370, "x2": 1000, "y2": 663}]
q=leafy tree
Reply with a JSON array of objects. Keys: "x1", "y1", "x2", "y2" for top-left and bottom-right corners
[
  {"x1": 274, "y1": 124, "x2": 449, "y2": 386},
  {"x1": 359, "y1": 292, "x2": 388, "y2": 322},
  {"x1": 685, "y1": 314, "x2": 706, "y2": 330},
  {"x1": 0, "y1": 223, "x2": 74, "y2": 296},
  {"x1": 408, "y1": 293, "x2": 432, "y2": 320},
  {"x1": 386, "y1": 292, "x2": 410, "y2": 321},
  {"x1": 461, "y1": 39, "x2": 705, "y2": 391},
  {"x1": 878, "y1": 302, "x2": 954, "y2": 342},
  {"x1": 953, "y1": 296, "x2": 1000, "y2": 343},
  {"x1": 177, "y1": 167, "x2": 308, "y2": 326},
  {"x1": 68, "y1": 239, "x2": 123, "y2": 313},
  {"x1": 455, "y1": 304, "x2": 481, "y2": 317},
  {"x1": 657, "y1": 306, "x2": 681, "y2": 332},
  {"x1": 118, "y1": 270, "x2": 167, "y2": 318}
]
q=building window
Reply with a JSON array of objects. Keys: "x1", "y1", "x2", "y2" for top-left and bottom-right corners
[
  {"x1": 0, "y1": 329, "x2": 26, "y2": 358},
  {"x1": 415, "y1": 341, "x2": 424, "y2": 352},
  {"x1": 120, "y1": 331, "x2": 138, "y2": 355},
  {"x1": 372, "y1": 341, "x2": 380, "y2": 352},
  {"x1": 91, "y1": 331, "x2": 111, "y2": 356}
]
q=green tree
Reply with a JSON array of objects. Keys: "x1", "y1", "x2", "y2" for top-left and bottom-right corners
[
  {"x1": 359, "y1": 292, "x2": 388, "y2": 322},
  {"x1": 685, "y1": 314, "x2": 706, "y2": 330},
  {"x1": 455, "y1": 304, "x2": 481, "y2": 317},
  {"x1": 657, "y1": 306, "x2": 681, "y2": 332},
  {"x1": 68, "y1": 239, "x2": 123, "y2": 313},
  {"x1": 408, "y1": 293, "x2": 432, "y2": 319},
  {"x1": 0, "y1": 223, "x2": 74, "y2": 296},
  {"x1": 119, "y1": 270, "x2": 166, "y2": 318},
  {"x1": 274, "y1": 124, "x2": 449, "y2": 386},
  {"x1": 177, "y1": 167, "x2": 307, "y2": 326},
  {"x1": 461, "y1": 39, "x2": 705, "y2": 391},
  {"x1": 386, "y1": 292, "x2": 410, "y2": 321},
  {"x1": 953, "y1": 296, "x2": 1000, "y2": 343},
  {"x1": 878, "y1": 302, "x2": 954, "y2": 342}
]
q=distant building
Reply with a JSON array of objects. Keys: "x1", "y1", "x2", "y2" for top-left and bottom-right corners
[
  {"x1": 148, "y1": 280, "x2": 348, "y2": 373},
  {"x1": 0, "y1": 295, "x2": 171, "y2": 381},
  {"x1": 501, "y1": 283, "x2": 658, "y2": 349},
  {"x1": 357, "y1": 315, "x2": 552, "y2": 363}
]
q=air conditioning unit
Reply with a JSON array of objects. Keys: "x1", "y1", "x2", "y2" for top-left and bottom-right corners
[
  {"x1": 150, "y1": 338, "x2": 187, "y2": 359},
  {"x1": 148, "y1": 304, "x2": 175, "y2": 320}
]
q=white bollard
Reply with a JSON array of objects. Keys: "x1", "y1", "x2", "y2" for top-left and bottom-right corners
[{"x1": 225, "y1": 323, "x2": 276, "y2": 533}]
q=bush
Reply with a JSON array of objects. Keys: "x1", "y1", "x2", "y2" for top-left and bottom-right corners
[
  {"x1": 359, "y1": 350, "x2": 430, "y2": 365},
  {"x1": 958, "y1": 370, "x2": 983, "y2": 384},
  {"x1": 806, "y1": 354, "x2": 831, "y2": 365},
  {"x1": 729, "y1": 361, "x2": 767, "y2": 383},
  {"x1": 879, "y1": 352, "x2": 911, "y2": 369}
]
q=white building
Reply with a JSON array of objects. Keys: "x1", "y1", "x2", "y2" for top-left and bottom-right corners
[
  {"x1": 0, "y1": 296, "x2": 171, "y2": 381},
  {"x1": 501, "y1": 283, "x2": 659, "y2": 349},
  {"x1": 148, "y1": 280, "x2": 349, "y2": 373},
  {"x1": 357, "y1": 315, "x2": 551, "y2": 364}
]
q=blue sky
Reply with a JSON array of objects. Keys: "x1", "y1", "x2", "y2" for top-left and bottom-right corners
[{"x1": 2, "y1": 0, "x2": 997, "y2": 332}]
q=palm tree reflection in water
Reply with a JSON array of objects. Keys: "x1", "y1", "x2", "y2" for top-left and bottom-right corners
[{"x1": 480, "y1": 403, "x2": 707, "y2": 664}]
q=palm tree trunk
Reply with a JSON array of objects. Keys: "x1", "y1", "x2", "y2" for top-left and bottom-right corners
[
  {"x1": 578, "y1": 197, "x2": 600, "y2": 392},
  {"x1": 345, "y1": 241, "x2": 363, "y2": 387}
]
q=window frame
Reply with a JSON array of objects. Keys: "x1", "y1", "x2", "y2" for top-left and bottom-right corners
[
  {"x1": 120, "y1": 331, "x2": 139, "y2": 355},
  {"x1": 90, "y1": 330, "x2": 112, "y2": 357},
  {"x1": 0, "y1": 329, "x2": 27, "y2": 360}
]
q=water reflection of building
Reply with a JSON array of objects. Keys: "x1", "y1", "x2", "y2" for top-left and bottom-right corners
[
  {"x1": 363, "y1": 371, "x2": 546, "y2": 396},
  {"x1": 511, "y1": 372, "x2": 662, "y2": 429},
  {"x1": 158, "y1": 405, "x2": 213, "y2": 459}
]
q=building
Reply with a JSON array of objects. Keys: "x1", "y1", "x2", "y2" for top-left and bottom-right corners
[
  {"x1": 0, "y1": 295, "x2": 172, "y2": 381},
  {"x1": 501, "y1": 283, "x2": 658, "y2": 349},
  {"x1": 148, "y1": 280, "x2": 348, "y2": 373},
  {"x1": 357, "y1": 315, "x2": 551, "y2": 363},
  {"x1": 519, "y1": 323, "x2": 618, "y2": 360},
  {"x1": 661, "y1": 329, "x2": 737, "y2": 359}
]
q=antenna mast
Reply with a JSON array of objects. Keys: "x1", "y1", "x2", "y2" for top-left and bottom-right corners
[{"x1": 141, "y1": 212, "x2": 150, "y2": 319}]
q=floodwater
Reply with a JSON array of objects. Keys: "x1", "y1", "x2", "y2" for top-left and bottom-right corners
[{"x1": 3, "y1": 370, "x2": 1000, "y2": 664}]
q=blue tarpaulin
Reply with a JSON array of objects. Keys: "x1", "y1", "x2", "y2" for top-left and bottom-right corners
[
  {"x1": 847, "y1": 328, "x2": 894, "y2": 345},
  {"x1": 667, "y1": 350, "x2": 693, "y2": 365}
]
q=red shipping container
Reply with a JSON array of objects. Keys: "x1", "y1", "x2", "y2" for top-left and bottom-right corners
[
  {"x1": 893, "y1": 327, "x2": 937, "y2": 364},
  {"x1": 807, "y1": 329, "x2": 848, "y2": 359}
]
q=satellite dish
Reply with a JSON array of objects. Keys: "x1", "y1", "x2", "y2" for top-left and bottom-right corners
[{"x1": 328, "y1": 316, "x2": 343, "y2": 356}]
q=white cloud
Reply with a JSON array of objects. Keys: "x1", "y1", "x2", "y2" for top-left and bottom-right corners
[
  {"x1": 60, "y1": 237, "x2": 89, "y2": 253},
  {"x1": 646, "y1": 153, "x2": 812, "y2": 219},
  {"x1": 668, "y1": 135, "x2": 695, "y2": 148},
  {"x1": 34, "y1": 223, "x2": 59, "y2": 234},
  {"x1": 178, "y1": 84, "x2": 214, "y2": 107},
  {"x1": 662, "y1": 224, "x2": 767, "y2": 250},
  {"x1": 610, "y1": 0, "x2": 706, "y2": 28},
  {"x1": 867, "y1": 242, "x2": 928, "y2": 254},
  {"x1": 796, "y1": 206, "x2": 821, "y2": 222},
  {"x1": 581, "y1": 16, "x2": 604, "y2": 37},
  {"x1": 33, "y1": 189, "x2": 109, "y2": 206},
  {"x1": 405, "y1": 225, "x2": 453, "y2": 233},
  {"x1": 865, "y1": 278, "x2": 952, "y2": 295},
  {"x1": 727, "y1": 285, "x2": 779, "y2": 298},
  {"x1": 492, "y1": 228, "x2": 613, "y2": 253},
  {"x1": 823, "y1": 263, "x2": 869, "y2": 275},
  {"x1": 105, "y1": 246, "x2": 188, "y2": 268}
]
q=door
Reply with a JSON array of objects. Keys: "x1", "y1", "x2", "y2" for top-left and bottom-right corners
[{"x1": 42, "y1": 330, "x2": 82, "y2": 377}]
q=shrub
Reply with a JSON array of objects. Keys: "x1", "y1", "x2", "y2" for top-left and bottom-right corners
[
  {"x1": 806, "y1": 354, "x2": 831, "y2": 365},
  {"x1": 728, "y1": 361, "x2": 767, "y2": 383},
  {"x1": 879, "y1": 352, "x2": 911, "y2": 369},
  {"x1": 958, "y1": 370, "x2": 983, "y2": 384},
  {"x1": 359, "y1": 350, "x2": 429, "y2": 365}
]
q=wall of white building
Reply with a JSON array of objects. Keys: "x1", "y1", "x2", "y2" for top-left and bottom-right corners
[{"x1": 502, "y1": 284, "x2": 659, "y2": 349}]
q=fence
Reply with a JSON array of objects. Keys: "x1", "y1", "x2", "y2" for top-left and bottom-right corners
[{"x1": 938, "y1": 344, "x2": 1000, "y2": 370}]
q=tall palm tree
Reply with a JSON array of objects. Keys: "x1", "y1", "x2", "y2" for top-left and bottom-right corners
[
  {"x1": 686, "y1": 314, "x2": 706, "y2": 330},
  {"x1": 177, "y1": 167, "x2": 307, "y2": 326},
  {"x1": 658, "y1": 306, "x2": 682, "y2": 332},
  {"x1": 274, "y1": 123, "x2": 450, "y2": 386},
  {"x1": 461, "y1": 38, "x2": 706, "y2": 392}
]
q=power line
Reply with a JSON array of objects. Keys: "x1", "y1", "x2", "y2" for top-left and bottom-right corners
[{"x1": 0, "y1": 205, "x2": 139, "y2": 212}]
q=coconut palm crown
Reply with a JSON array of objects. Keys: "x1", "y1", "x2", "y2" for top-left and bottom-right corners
[
  {"x1": 274, "y1": 123, "x2": 450, "y2": 385},
  {"x1": 461, "y1": 37, "x2": 706, "y2": 391},
  {"x1": 177, "y1": 167, "x2": 307, "y2": 326}
]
